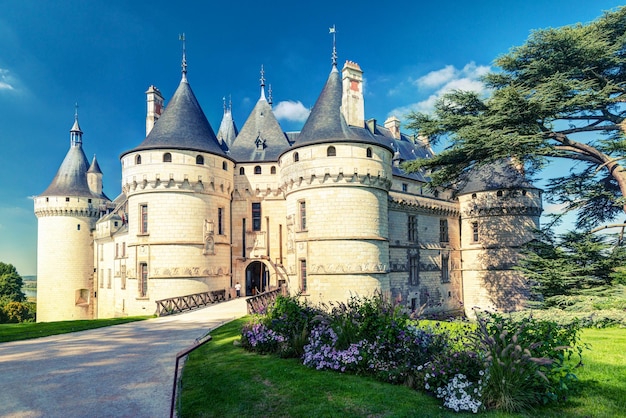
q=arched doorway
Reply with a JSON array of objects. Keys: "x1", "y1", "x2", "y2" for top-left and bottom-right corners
[{"x1": 245, "y1": 261, "x2": 269, "y2": 295}]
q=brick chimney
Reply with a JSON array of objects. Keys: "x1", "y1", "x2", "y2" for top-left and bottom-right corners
[
  {"x1": 341, "y1": 60, "x2": 364, "y2": 127},
  {"x1": 146, "y1": 85, "x2": 164, "y2": 136}
]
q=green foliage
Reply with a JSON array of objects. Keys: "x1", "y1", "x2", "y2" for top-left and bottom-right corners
[
  {"x1": 519, "y1": 231, "x2": 626, "y2": 307},
  {"x1": 262, "y1": 294, "x2": 317, "y2": 357},
  {"x1": 1, "y1": 301, "x2": 34, "y2": 323},
  {"x1": 0, "y1": 262, "x2": 25, "y2": 304},
  {"x1": 405, "y1": 7, "x2": 626, "y2": 228},
  {"x1": 475, "y1": 312, "x2": 584, "y2": 411}
]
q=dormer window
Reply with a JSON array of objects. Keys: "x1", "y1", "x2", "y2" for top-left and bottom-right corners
[
  {"x1": 327, "y1": 146, "x2": 336, "y2": 157},
  {"x1": 255, "y1": 136, "x2": 266, "y2": 150},
  {"x1": 196, "y1": 155, "x2": 204, "y2": 165},
  {"x1": 163, "y1": 153, "x2": 172, "y2": 162},
  {"x1": 135, "y1": 155, "x2": 142, "y2": 165}
]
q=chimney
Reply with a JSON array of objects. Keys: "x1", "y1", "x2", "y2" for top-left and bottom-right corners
[
  {"x1": 341, "y1": 60, "x2": 364, "y2": 127},
  {"x1": 384, "y1": 116, "x2": 401, "y2": 139},
  {"x1": 146, "y1": 85, "x2": 164, "y2": 136}
]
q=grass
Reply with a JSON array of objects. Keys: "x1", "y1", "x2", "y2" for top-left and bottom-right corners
[
  {"x1": 179, "y1": 319, "x2": 626, "y2": 418},
  {"x1": 0, "y1": 316, "x2": 152, "y2": 342}
]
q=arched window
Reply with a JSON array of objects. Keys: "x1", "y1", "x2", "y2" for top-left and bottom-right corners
[
  {"x1": 327, "y1": 146, "x2": 336, "y2": 157},
  {"x1": 239, "y1": 167, "x2": 245, "y2": 175},
  {"x1": 270, "y1": 166, "x2": 276, "y2": 174},
  {"x1": 222, "y1": 161, "x2": 228, "y2": 171},
  {"x1": 196, "y1": 155, "x2": 204, "y2": 165},
  {"x1": 163, "y1": 152, "x2": 172, "y2": 163},
  {"x1": 294, "y1": 152, "x2": 299, "y2": 162},
  {"x1": 254, "y1": 165, "x2": 262, "y2": 175},
  {"x1": 366, "y1": 147, "x2": 372, "y2": 158},
  {"x1": 496, "y1": 190, "x2": 503, "y2": 197},
  {"x1": 471, "y1": 193, "x2": 477, "y2": 199},
  {"x1": 135, "y1": 155, "x2": 142, "y2": 165}
]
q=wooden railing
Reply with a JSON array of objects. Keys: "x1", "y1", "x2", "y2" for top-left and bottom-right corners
[
  {"x1": 246, "y1": 287, "x2": 283, "y2": 314},
  {"x1": 155, "y1": 289, "x2": 227, "y2": 316}
]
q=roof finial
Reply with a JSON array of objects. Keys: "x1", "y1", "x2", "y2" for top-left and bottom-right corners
[
  {"x1": 268, "y1": 84, "x2": 273, "y2": 106},
  {"x1": 329, "y1": 25, "x2": 337, "y2": 67},
  {"x1": 179, "y1": 33, "x2": 187, "y2": 81},
  {"x1": 74, "y1": 102, "x2": 79, "y2": 121},
  {"x1": 223, "y1": 96, "x2": 227, "y2": 114},
  {"x1": 260, "y1": 65, "x2": 266, "y2": 100},
  {"x1": 229, "y1": 94, "x2": 232, "y2": 111}
]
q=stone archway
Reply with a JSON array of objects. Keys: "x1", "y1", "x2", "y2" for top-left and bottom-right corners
[{"x1": 245, "y1": 261, "x2": 269, "y2": 296}]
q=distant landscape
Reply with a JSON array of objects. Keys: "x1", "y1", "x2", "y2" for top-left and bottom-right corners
[{"x1": 22, "y1": 276, "x2": 36, "y2": 299}]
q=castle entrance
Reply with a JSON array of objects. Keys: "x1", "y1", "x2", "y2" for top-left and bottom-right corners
[{"x1": 245, "y1": 261, "x2": 269, "y2": 295}]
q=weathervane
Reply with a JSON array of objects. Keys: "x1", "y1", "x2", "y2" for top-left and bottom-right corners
[
  {"x1": 268, "y1": 84, "x2": 273, "y2": 105},
  {"x1": 74, "y1": 102, "x2": 79, "y2": 120},
  {"x1": 179, "y1": 33, "x2": 187, "y2": 80},
  {"x1": 260, "y1": 65, "x2": 266, "y2": 100},
  {"x1": 329, "y1": 25, "x2": 337, "y2": 66}
]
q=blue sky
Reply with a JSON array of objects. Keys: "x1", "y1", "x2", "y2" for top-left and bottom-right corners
[{"x1": 0, "y1": 0, "x2": 622, "y2": 276}]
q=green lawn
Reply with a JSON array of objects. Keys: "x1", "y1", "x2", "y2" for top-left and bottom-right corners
[
  {"x1": 0, "y1": 316, "x2": 151, "y2": 342},
  {"x1": 179, "y1": 320, "x2": 626, "y2": 418}
]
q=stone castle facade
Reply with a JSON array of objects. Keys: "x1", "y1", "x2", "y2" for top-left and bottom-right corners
[{"x1": 34, "y1": 55, "x2": 542, "y2": 322}]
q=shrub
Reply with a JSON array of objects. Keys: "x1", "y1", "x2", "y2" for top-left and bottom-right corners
[
  {"x1": 240, "y1": 319, "x2": 286, "y2": 355},
  {"x1": 474, "y1": 312, "x2": 583, "y2": 411},
  {"x1": 263, "y1": 294, "x2": 318, "y2": 357}
]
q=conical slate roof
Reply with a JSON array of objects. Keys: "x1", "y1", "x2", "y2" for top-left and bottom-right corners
[
  {"x1": 122, "y1": 79, "x2": 225, "y2": 157},
  {"x1": 40, "y1": 145, "x2": 95, "y2": 197},
  {"x1": 216, "y1": 107, "x2": 238, "y2": 150},
  {"x1": 229, "y1": 95, "x2": 290, "y2": 162},
  {"x1": 87, "y1": 155, "x2": 102, "y2": 174},
  {"x1": 292, "y1": 65, "x2": 392, "y2": 152},
  {"x1": 459, "y1": 159, "x2": 539, "y2": 195}
]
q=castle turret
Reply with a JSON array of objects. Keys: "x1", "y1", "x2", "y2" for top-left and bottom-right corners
[
  {"x1": 458, "y1": 161, "x2": 542, "y2": 316},
  {"x1": 114, "y1": 45, "x2": 234, "y2": 317},
  {"x1": 34, "y1": 111, "x2": 109, "y2": 322},
  {"x1": 279, "y1": 54, "x2": 393, "y2": 304},
  {"x1": 216, "y1": 96, "x2": 238, "y2": 151},
  {"x1": 87, "y1": 154, "x2": 103, "y2": 196}
]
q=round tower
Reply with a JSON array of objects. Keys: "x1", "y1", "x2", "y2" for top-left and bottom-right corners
[
  {"x1": 457, "y1": 161, "x2": 542, "y2": 315},
  {"x1": 278, "y1": 60, "x2": 393, "y2": 304},
  {"x1": 117, "y1": 59, "x2": 234, "y2": 314},
  {"x1": 34, "y1": 112, "x2": 109, "y2": 322}
]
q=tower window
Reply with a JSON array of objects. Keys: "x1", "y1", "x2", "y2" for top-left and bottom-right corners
[
  {"x1": 409, "y1": 254, "x2": 419, "y2": 285},
  {"x1": 140, "y1": 204, "x2": 148, "y2": 234},
  {"x1": 408, "y1": 215, "x2": 417, "y2": 242},
  {"x1": 163, "y1": 152, "x2": 172, "y2": 162},
  {"x1": 294, "y1": 152, "x2": 299, "y2": 162},
  {"x1": 252, "y1": 203, "x2": 261, "y2": 231},
  {"x1": 77, "y1": 224, "x2": 80, "y2": 231},
  {"x1": 139, "y1": 263, "x2": 148, "y2": 297},
  {"x1": 327, "y1": 146, "x2": 336, "y2": 157},
  {"x1": 366, "y1": 147, "x2": 372, "y2": 158},
  {"x1": 223, "y1": 161, "x2": 228, "y2": 171},
  {"x1": 402, "y1": 183, "x2": 408, "y2": 192},
  {"x1": 497, "y1": 190, "x2": 503, "y2": 197},
  {"x1": 196, "y1": 155, "x2": 204, "y2": 165},
  {"x1": 471, "y1": 193, "x2": 477, "y2": 199},
  {"x1": 66, "y1": 197, "x2": 70, "y2": 202},
  {"x1": 254, "y1": 165, "x2": 262, "y2": 175},
  {"x1": 440, "y1": 219, "x2": 449, "y2": 243},
  {"x1": 271, "y1": 166, "x2": 276, "y2": 174},
  {"x1": 239, "y1": 167, "x2": 245, "y2": 175},
  {"x1": 441, "y1": 252, "x2": 450, "y2": 283},
  {"x1": 472, "y1": 221, "x2": 479, "y2": 242},
  {"x1": 299, "y1": 200, "x2": 307, "y2": 230},
  {"x1": 300, "y1": 259, "x2": 307, "y2": 293},
  {"x1": 136, "y1": 155, "x2": 142, "y2": 165},
  {"x1": 218, "y1": 207, "x2": 224, "y2": 235}
]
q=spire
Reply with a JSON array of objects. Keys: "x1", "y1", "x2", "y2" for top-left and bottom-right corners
[
  {"x1": 179, "y1": 33, "x2": 187, "y2": 82},
  {"x1": 259, "y1": 65, "x2": 266, "y2": 101},
  {"x1": 329, "y1": 25, "x2": 337, "y2": 67},
  {"x1": 70, "y1": 103, "x2": 83, "y2": 147}
]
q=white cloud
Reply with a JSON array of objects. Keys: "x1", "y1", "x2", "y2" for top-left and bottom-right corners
[
  {"x1": 0, "y1": 68, "x2": 15, "y2": 90},
  {"x1": 388, "y1": 61, "x2": 491, "y2": 117},
  {"x1": 414, "y1": 65, "x2": 456, "y2": 89},
  {"x1": 273, "y1": 100, "x2": 310, "y2": 122}
]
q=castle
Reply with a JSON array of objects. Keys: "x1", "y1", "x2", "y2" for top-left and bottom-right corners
[{"x1": 34, "y1": 48, "x2": 542, "y2": 322}]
